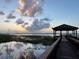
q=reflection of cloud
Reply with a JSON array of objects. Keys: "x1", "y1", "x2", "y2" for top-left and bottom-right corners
[
  {"x1": 14, "y1": 43, "x2": 23, "y2": 49},
  {"x1": 0, "y1": 11, "x2": 5, "y2": 15},
  {"x1": 26, "y1": 19, "x2": 50, "y2": 31},
  {"x1": 7, "y1": 13, "x2": 16, "y2": 19}
]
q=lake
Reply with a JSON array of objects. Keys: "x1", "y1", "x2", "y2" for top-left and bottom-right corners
[{"x1": 0, "y1": 41, "x2": 49, "y2": 59}]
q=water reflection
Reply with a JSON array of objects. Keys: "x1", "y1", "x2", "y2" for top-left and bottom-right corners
[{"x1": 0, "y1": 41, "x2": 48, "y2": 59}]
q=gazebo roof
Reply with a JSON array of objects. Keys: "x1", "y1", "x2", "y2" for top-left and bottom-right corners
[{"x1": 52, "y1": 24, "x2": 78, "y2": 31}]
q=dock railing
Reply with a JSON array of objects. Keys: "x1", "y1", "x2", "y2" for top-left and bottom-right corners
[
  {"x1": 67, "y1": 36, "x2": 79, "y2": 46},
  {"x1": 37, "y1": 37, "x2": 61, "y2": 59}
]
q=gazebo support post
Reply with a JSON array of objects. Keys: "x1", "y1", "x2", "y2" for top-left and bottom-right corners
[
  {"x1": 53, "y1": 30, "x2": 56, "y2": 38},
  {"x1": 68, "y1": 31, "x2": 69, "y2": 36},
  {"x1": 66, "y1": 31, "x2": 69, "y2": 37},
  {"x1": 72, "y1": 30, "x2": 76, "y2": 37},
  {"x1": 72, "y1": 31, "x2": 74, "y2": 36},
  {"x1": 53, "y1": 30, "x2": 55, "y2": 37},
  {"x1": 76, "y1": 30, "x2": 77, "y2": 39},
  {"x1": 60, "y1": 31, "x2": 62, "y2": 39},
  {"x1": 66, "y1": 31, "x2": 68, "y2": 36},
  {"x1": 55, "y1": 31, "x2": 56, "y2": 37},
  {"x1": 74, "y1": 30, "x2": 76, "y2": 37}
]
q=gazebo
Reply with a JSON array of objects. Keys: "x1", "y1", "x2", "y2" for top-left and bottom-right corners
[{"x1": 52, "y1": 24, "x2": 78, "y2": 38}]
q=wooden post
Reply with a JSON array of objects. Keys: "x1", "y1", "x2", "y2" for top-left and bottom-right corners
[
  {"x1": 66, "y1": 31, "x2": 69, "y2": 36},
  {"x1": 53, "y1": 30, "x2": 56, "y2": 38},
  {"x1": 53, "y1": 30, "x2": 55, "y2": 37},
  {"x1": 76, "y1": 30, "x2": 77, "y2": 39},
  {"x1": 72, "y1": 30, "x2": 75, "y2": 37},
  {"x1": 53, "y1": 30, "x2": 56, "y2": 37},
  {"x1": 55, "y1": 31, "x2": 56, "y2": 36},
  {"x1": 60, "y1": 31, "x2": 62, "y2": 39},
  {"x1": 72, "y1": 31, "x2": 74, "y2": 36},
  {"x1": 74, "y1": 30, "x2": 76, "y2": 37},
  {"x1": 66, "y1": 31, "x2": 68, "y2": 36}
]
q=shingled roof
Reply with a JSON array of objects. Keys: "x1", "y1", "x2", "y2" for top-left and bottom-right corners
[{"x1": 52, "y1": 24, "x2": 78, "y2": 31}]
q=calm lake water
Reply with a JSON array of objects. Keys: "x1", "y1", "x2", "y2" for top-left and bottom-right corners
[{"x1": 0, "y1": 41, "x2": 48, "y2": 59}]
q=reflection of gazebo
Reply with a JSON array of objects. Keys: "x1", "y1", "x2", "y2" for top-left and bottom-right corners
[{"x1": 52, "y1": 24, "x2": 78, "y2": 38}]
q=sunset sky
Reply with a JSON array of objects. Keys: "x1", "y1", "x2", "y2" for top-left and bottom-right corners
[{"x1": 0, "y1": 0, "x2": 79, "y2": 33}]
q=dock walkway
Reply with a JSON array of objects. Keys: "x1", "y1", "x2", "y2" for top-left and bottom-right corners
[{"x1": 56, "y1": 36, "x2": 79, "y2": 59}]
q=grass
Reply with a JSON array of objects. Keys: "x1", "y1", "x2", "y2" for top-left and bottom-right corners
[
  {"x1": 25, "y1": 36, "x2": 57, "y2": 45},
  {"x1": 0, "y1": 34, "x2": 57, "y2": 45}
]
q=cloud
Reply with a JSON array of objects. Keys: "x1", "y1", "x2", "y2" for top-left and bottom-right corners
[
  {"x1": 23, "y1": 22, "x2": 29, "y2": 26},
  {"x1": 16, "y1": 19, "x2": 24, "y2": 24},
  {"x1": 24, "y1": 22, "x2": 28, "y2": 25},
  {"x1": 21, "y1": 22, "x2": 29, "y2": 28},
  {"x1": 16, "y1": 0, "x2": 44, "y2": 17},
  {"x1": 4, "y1": 20, "x2": 10, "y2": 22},
  {"x1": 0, "y1": 11, "x2": 5, "y2": 15},
  {"x1": 7, "y1": 13, "x2": 16, "y2": 19},
  {"x1": 26, "y1": 19, "x2": 50, "y2": 31},
  {"x1": 4, "y1": 0, "x2": 12, "y2": 3},
  {"x1": 41, "y1": 18, "x2": 51, "y2": 21}
]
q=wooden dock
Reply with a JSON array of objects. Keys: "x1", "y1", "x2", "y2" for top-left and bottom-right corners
[
  {"x1": 37, "y1": 36, "x2": 79, "y2": 59},
  {"x1": 56, "y1": 36, "x2": 79, "y2": 59}
]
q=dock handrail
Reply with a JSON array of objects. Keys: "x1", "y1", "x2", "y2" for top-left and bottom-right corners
[
  {"x1": 68, "y1": 37, "x2": 79, "y2": 45},
  {"x1": 37, "y1": 37, "x2": 61, "y2": 59}
]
